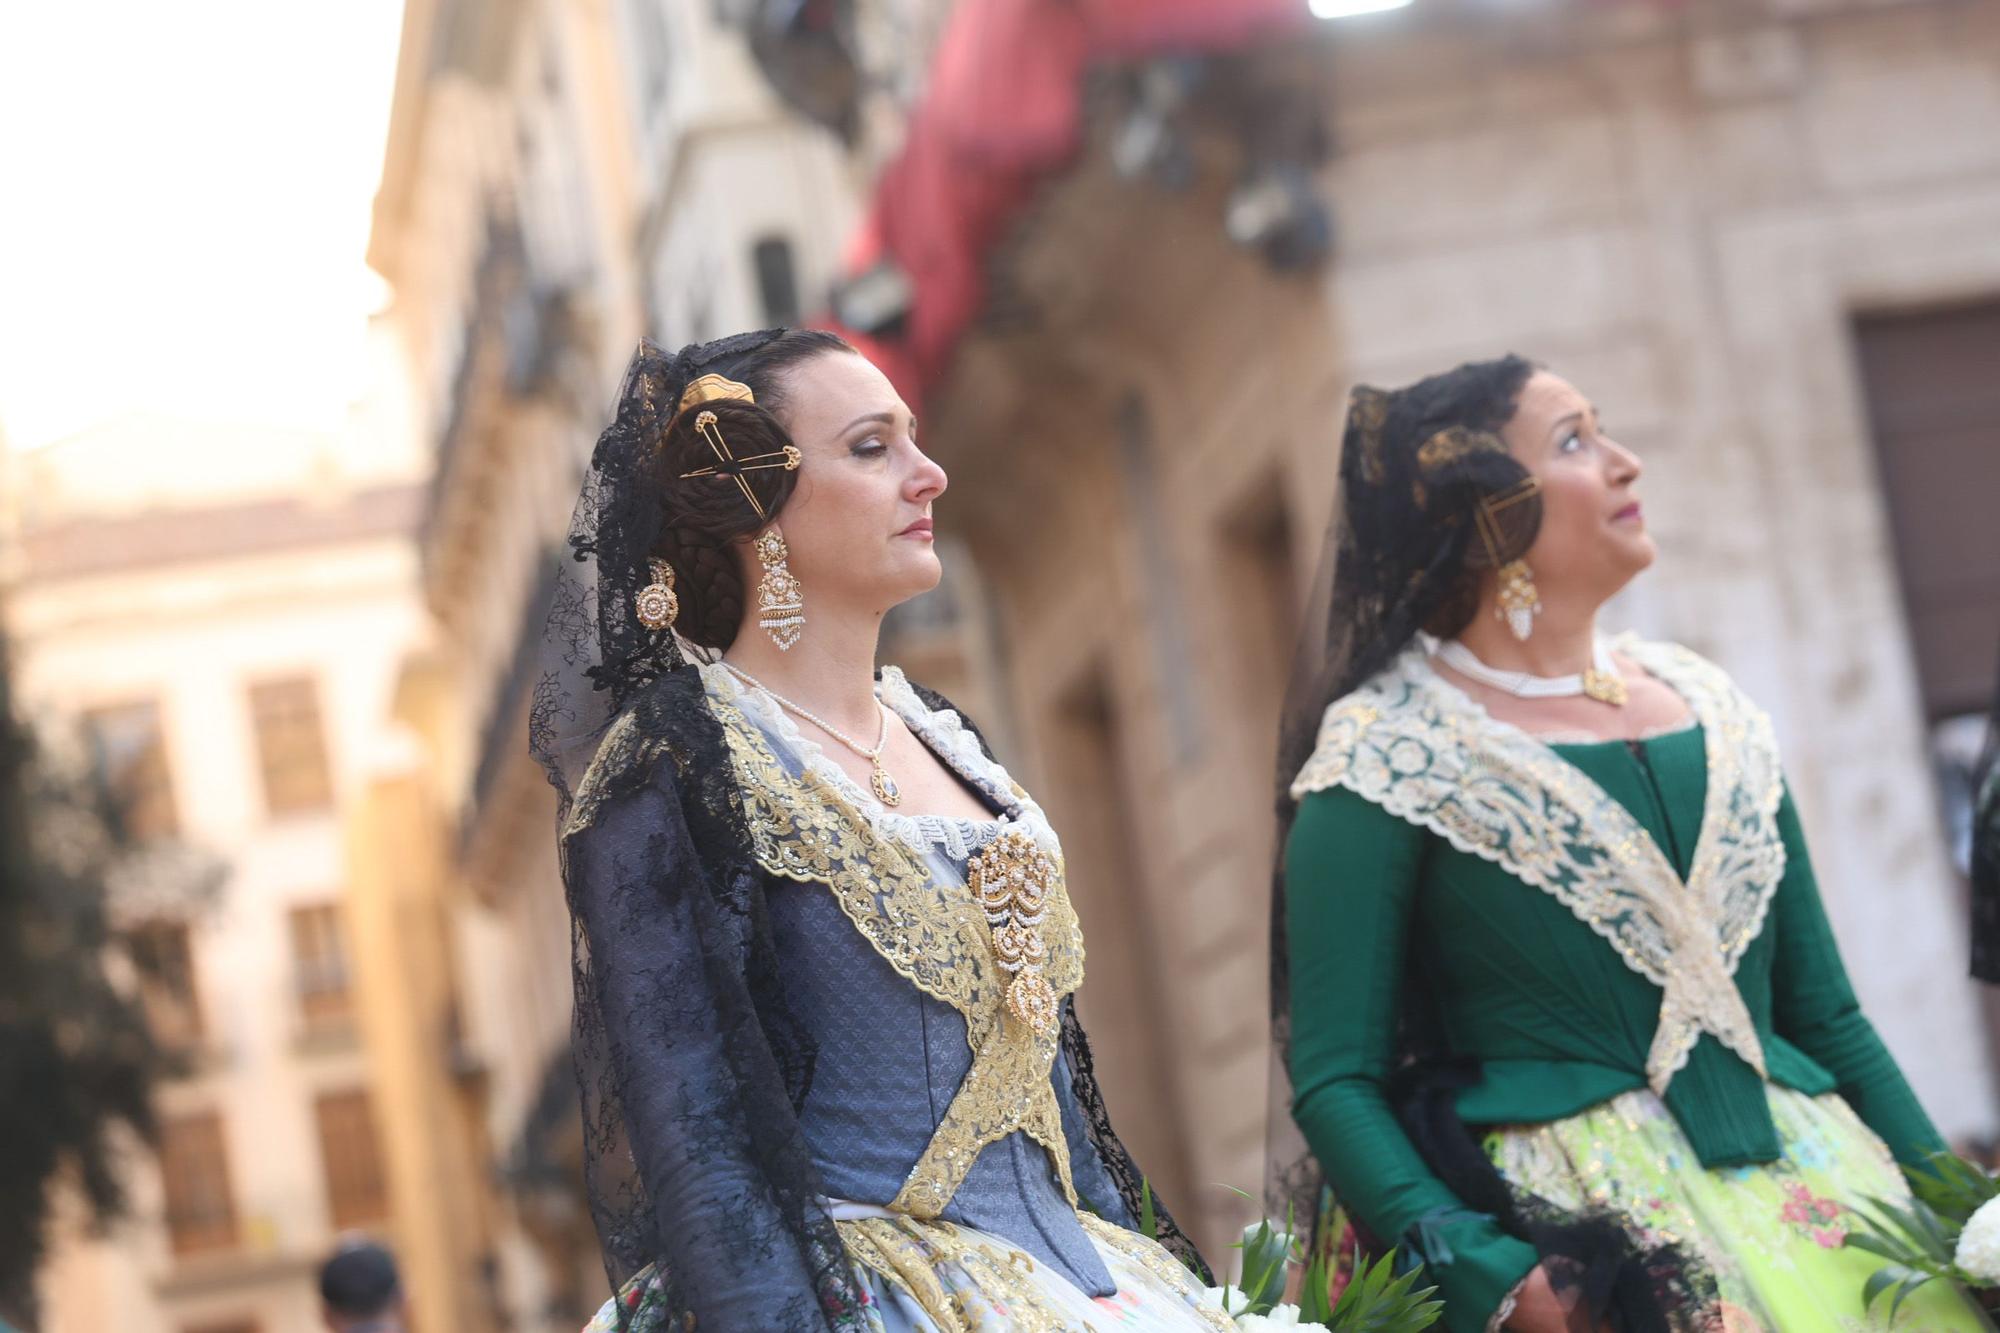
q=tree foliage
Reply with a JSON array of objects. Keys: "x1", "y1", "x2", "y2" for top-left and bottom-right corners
[{"x1": 0, "y1": 633, "x2": 196, "y2": 1326}]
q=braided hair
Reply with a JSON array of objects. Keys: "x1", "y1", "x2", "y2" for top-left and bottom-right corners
[{"x1": 649, "y1": 329, "x2": 856, "y2": 650}]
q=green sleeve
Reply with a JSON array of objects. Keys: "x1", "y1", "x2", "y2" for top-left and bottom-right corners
[
  {"x1": 1768, "y1": 786, "x2": 1946, "y2": 1168},
  {"x1": 1287, "y1": 786, "x2": 1539, "y2": 1333}
]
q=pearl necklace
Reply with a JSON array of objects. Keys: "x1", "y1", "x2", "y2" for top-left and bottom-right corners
[
  {"x1": 1435, "y1": 638, "x2": 1630, "y2": 707},
  {"x1": 722, "y1": 664, "x2": 904, "y2": 805}
]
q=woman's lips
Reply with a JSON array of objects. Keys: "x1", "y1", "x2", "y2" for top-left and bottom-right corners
[
  {"x1": 899, "y1": 517, "x2": 934, "y2": 539},
  {"x1": 1612, "y1": 502, "x2": 1643, "y2": 524}
]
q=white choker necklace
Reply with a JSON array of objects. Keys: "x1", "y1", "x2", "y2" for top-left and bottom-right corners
[{"x1": 1436, "y1": 638, "x2": 1630, "y2": 707}]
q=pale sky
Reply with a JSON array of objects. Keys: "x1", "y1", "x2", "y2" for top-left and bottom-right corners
[{"x1": 0, "y1": 1, "x2": 407, "y2": 453}]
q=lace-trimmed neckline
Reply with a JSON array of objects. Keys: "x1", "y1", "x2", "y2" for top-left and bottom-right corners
[{"x1": 700, "y1": 662, "x2": 1060, "y2": 859}]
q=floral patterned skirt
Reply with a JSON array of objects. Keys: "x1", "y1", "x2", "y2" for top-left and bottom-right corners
[
  {"x1": 584, "y1": 1210, "x2": 1235, "y2": 1333},
  {"x1": 1483, "y1": 1085, "x2": 1994, "y2": 1332}
]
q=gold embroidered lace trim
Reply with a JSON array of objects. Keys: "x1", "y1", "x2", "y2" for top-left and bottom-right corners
[
  {"x1": 836, "y1": 1213, "x2": 1234, "y2": 1333},
  {"x1": 710, "y1": 682, "x2": 1086, "y2": 1217},
  {"x1": 1077, "y1": 1215, "x2": 1239, "y2": 1331},
  {"x1": 1291, "y1": 637, "x2": 1786, "y2": 1093},
  {"x1": 562, "y1": 706, "x2": 662, "y2": 841}
]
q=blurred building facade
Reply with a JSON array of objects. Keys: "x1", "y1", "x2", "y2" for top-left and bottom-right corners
[
  {"x1": 361, "y1": 0, "x2": 889, "y2": 1326},
  {"x1": 360, "y1": 0, "x2": 2000, "y2": 1324},
  {"x1": 9, "y1": 421, "x2": 427, "y2": 1333},
  {"x1": 885, "y1": 0, "x2": 2000, "y2": 1237}
]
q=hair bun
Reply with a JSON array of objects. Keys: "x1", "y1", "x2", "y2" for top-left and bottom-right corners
[{"x1": 640, "y1": 328, "x2": 854, "y2": 651}]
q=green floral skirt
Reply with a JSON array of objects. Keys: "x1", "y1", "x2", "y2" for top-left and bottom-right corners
[{"x1": 1483, "y1": 1085, "x2": 1993, "y2": 1332}]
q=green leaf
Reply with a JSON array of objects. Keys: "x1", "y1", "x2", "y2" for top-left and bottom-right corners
[
  {"x1": 1864, "y1": 1264, "x2": 1907, "y2": 1311},
  {"x1": 1868, "y1": 1195, "x2": 1954, "y2": 1261},
  {"x1": 1324, "y1": 1250, "x2": 1443, "y2": 1332},
  {"x1": 1140, "y1": 1178, "x2": 1157, "y2": 1242},
  {"x1": 1845, "y1": 1232, "x2": 1923, "y2": 1264},
  {"x1": 1298, "y1": 1248, "x2": 1335, "y2": 1325},
  {"x1": 1853, "y1": 1196, "x2": 1950, "y2": 1264},
  {"x1": 1904, "y1": 1152, "x2": 1999, "y2": 1228},
  {"x1": 1889, "y1": 1271, "x2": 1936, "y2": 1324}
]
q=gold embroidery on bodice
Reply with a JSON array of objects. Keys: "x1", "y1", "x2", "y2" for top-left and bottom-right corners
[{"x1": 707, "y1": 675, "x2": 1086, "y2": 1218}]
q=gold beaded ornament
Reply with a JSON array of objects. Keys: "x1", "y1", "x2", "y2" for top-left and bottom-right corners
[
  {"x1": 634, "y1": 559, "x2": 680, "y2": 631},
  {"x1": 967, "y1": 830, "x2": 1060, "y2": 1035}
]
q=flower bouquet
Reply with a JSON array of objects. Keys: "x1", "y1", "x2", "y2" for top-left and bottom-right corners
[
  {"x1": 1841, "y1": 1150, "x2": 2000, "y2": 1320},
  {"x1": 1173, "y1": 1187, "x2": 1442, "y2": 1333}
]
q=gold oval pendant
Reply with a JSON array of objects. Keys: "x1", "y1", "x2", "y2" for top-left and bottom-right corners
[{"x1": 871, "y1": 764, "x2": 902, "y2": 806}]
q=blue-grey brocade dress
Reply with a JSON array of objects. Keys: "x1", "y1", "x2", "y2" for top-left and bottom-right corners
[{"x1": 582, "y1": 665, "x2": 1231, "y2": 1333}]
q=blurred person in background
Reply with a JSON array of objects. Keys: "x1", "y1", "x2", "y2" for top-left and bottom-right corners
[
  {"x1": 534, "y1": 330, "x2": 1232, "y2": 1332},
  {"x1": 1269, "y1": 357, "x2": 1990, "y2": 1332},
  {"x1": 1972, "y1": 655, "x2": 2000, "y2": 986},
  {"x1": 318, "y1": 1240, "x2": 406, "y2": 1333}
]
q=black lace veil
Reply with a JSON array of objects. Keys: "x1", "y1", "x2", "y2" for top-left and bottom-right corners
[
  {"x1": 1265, "y1": 367, "x2": 1541, "y2": 1232},
  {"x1": 530, "y1": 332, "x2": 862, "y2": 1330},
  {"x1": 532, "y1": 333, "x2": 775, "y2": 801},
  {"x1": 532, "y1": 335, "x2": 1209, "y2": 1330}
]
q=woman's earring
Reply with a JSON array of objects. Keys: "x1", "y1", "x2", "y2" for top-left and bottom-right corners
[
  {"x1": 635, "y1": 559, "x2": 679, "y2": 630},
  {"x1": 755, "y1": 529, "x2": 804, "y2": 651},
  {"x1": 1496, "y1": 560, "x2": 1542, "y2": 641}
]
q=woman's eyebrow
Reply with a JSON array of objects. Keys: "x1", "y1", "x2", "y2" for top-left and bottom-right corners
[
  {"x1": 1548, "y1": 410, "x2": 1585, "y2": 439},
  {"x1": 839, "y1": 411, "x2": 897, "y2": 434}
]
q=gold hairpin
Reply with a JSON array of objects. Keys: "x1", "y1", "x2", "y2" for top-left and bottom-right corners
[
  {"x1": 677, "y1": 410, "x2": 802, "y2": 521},
  {"x1": 1473, "y1": 475, "x2": 1541, "y2": 566}
]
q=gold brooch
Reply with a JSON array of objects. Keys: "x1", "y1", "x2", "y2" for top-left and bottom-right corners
[
  {"x1": 1583, "y1": 667, "x2": 1630, "y2": 707},
  {"x1": 967, "y1": 831, "x2": 1059, "y2": 1035}
]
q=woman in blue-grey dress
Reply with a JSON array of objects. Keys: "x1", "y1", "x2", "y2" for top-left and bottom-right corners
[{"x1": 531, "y1": 330, "x2": 1232, "y2": 1333}]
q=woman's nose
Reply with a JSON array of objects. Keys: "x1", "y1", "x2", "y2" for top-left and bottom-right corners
[
  {"x1": 1606, "y1": 436, "x2": 1642, "y2": 484},
  {"x1": 910, "y1": 449, "x2": 947, "y2": 501}
]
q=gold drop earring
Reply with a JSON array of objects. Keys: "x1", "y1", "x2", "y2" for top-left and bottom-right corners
[
  {"x1": 1476, "y1": 478, "x2": 1544, "y2": 642},
  {"x1": 1495, "y1": 560, "x2": 1542, "y2": 642},
  {"x1": 755, "y1": 529, "x2": 804, "y2": 651}
]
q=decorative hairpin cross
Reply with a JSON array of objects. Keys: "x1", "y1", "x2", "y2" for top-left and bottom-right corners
[
  {"x1": 674, "y1": 373, "x2": 802, "y2": 521},
  {"x1": 1474, "y1": 475, "x2": 1540, "y2": 565}
]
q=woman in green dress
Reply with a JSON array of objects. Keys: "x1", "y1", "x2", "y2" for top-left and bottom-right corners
[{"x1": 1271, "y1": 356, "x2": 1992, "y2": 1333}]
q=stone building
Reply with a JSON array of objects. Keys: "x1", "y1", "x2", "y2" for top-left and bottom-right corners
[{"x1": 9, "y1": 418, "x2": 428, "y2": 1333}]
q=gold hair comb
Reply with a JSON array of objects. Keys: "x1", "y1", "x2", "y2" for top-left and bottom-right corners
[{"x1": 679, "y1": 373, "x2": 756, "y2": 413}]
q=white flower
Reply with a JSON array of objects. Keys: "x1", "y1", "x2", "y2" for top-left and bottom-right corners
[
  {"x1": 1955, "y1": 1196, "x2": 2000, "y2": 1283},
  {"x1": 1200, "y1": 1285, "x2": 1253, "y2": 1317},
  {"x1": 1237, "y1": 1307, "x2": 1330, "y2": 1333}
]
